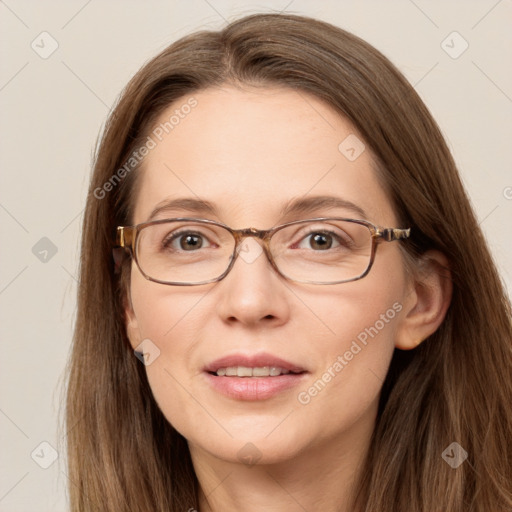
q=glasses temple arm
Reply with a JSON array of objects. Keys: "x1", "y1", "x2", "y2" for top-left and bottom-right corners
[
  {"x1": 113, "y1": 226, "x2": 135, "y2": 274},
  {"x1": 376, "y1": 227, "x2": 411, "y2": 241}
]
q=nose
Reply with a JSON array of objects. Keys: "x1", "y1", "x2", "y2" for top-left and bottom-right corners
[{"x1": 214, "y1": 236, "x2": 291, "y2": 327}]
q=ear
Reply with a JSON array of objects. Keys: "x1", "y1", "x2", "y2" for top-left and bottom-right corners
[
  {"x1": 395, "y1": 250, "x2": 452, "y2": 350},
  {"x1": 123, "y1": 288, "x2": 142, "y2": 351}
]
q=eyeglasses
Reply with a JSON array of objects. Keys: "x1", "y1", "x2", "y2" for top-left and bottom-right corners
[{"x1": 114, "y1": 217, "x2": 410, "y2": 286}]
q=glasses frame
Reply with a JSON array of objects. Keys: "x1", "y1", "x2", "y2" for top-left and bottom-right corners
[{"x1": 114, "y1": 217, "x2": 411, "y2": 286}]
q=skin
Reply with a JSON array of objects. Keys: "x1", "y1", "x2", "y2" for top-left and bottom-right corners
[{"x1": 124, "y1": 85, "x2": 452, "y2": 511}]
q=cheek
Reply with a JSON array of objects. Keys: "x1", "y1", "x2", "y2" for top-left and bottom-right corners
[
  {"x1": 128, "y1": 269, "x2": 216, "y2": 437},
  {"x1": 292, "y1": 259, "x2": 405, "y2": 430},
  {"x1": 128, "y1": 265, "x2": 210, "y2": 340},
  {"x1": 297, "y1": 287, "x2": 400, "y2": 398}
]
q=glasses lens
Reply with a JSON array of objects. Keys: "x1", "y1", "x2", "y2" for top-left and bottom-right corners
[
  {"x1": 270, "y1": 219, "x2": 372, "y2": 284},
  {"x1": 136, "y1": 220, "x2": 235, "y2": 284},
  {"x1": 135, "y1": 219, "x2": 373, "y2": 285}
]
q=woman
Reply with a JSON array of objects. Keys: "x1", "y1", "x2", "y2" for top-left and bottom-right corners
[{"x1": 64, "y1": 12, "x2": 512, "y2": 512}]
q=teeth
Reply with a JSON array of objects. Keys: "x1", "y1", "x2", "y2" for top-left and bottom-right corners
[
  {"x1": 215, "y1": 366, "x2": 293, "y2": 377},
  {"x1": 253, "y1": 367, "x2": 270, "y2": 377}
]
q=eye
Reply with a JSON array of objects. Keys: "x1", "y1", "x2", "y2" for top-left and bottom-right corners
[
  {"x1": 293, "y1": 227, "x2": 353, "y2": 251},
  {"x1": 162, "y1": 230, "x2": 214, "y2": 251},
  {"x1": 298, "y1": 231, "x2": 339, "y2": 250}
]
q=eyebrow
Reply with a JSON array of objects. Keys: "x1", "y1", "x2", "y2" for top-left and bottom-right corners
[{"x1": 147, "y1": 195, "x2": 368, "y2": 223}]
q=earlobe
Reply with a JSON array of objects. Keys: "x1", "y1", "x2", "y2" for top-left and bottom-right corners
[
  {"x1": 395, "y1": 250, "x2": 453, "y2": 350},
  {"x1": 124, "y1": 291, "x2": 141, "y2": 350}
]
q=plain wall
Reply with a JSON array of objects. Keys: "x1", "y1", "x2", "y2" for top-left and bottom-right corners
[{"x1": 0, "y1": 1, "x2": 510, "y2": 510}]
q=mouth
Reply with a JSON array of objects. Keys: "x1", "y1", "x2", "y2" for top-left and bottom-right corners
[
  {"x1": 210, "y1": 366, "x2": 304, "y2": 377},
  {"x1": 203, "y1": 353, "x2": 308, "y2": 401}
]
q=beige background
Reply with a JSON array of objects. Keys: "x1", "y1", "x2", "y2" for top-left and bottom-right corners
[{"x1": 0, "y1": 1, "x2": 511, "y2": 510}]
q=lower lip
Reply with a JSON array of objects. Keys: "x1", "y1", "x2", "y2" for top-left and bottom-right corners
[{"x1": 204, "y1": 372, "x2": 308, "y2": 401}]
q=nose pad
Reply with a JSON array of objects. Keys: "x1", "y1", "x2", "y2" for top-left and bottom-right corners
[{"x1": 236, "y1": 237, "x2": 265, "y2": 265}]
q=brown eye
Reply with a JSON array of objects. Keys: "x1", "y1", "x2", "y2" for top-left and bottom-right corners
[
  {"x1": 294, "y1": 230, "x2": 351, "y2": 251},
  {"x1": 306, "y1": 232, "x2": 334, "y2": 250},
  {"x1": 163, "y1": 231, "x2": 208, "y2": 251}
]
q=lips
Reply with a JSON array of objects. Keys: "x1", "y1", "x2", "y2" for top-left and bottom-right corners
[
  {"x1": 204, "y1": 353, "x2": 307, "y2": 374},
  {"x1": 203, "y1": 352, "x2": 308, "y2": 401}
]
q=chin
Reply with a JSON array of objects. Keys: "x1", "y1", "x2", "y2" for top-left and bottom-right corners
[{"x1": 186, "y1": 423, "x2": 314, "y2": 467}]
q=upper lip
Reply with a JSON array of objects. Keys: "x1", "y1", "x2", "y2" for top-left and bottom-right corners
[{"x1": 204, "y1": 352, "x2": 307, "y2": 373}]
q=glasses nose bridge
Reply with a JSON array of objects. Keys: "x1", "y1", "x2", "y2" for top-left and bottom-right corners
[
  {"x1": 232, "y1": 226, "x2": 269, "y2": 241},
  {"x1": 231, "y1": 226, "x2": 273, "y2": 258}
]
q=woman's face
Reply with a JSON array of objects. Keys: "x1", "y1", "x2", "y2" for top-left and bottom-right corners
[{"x1": 125, "y1": 85, "x2": 412, "y2": 465}]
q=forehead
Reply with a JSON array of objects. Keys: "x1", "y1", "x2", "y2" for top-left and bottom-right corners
[{"x1": 132, "y1": 85, "x2": 396, "y2": 228}]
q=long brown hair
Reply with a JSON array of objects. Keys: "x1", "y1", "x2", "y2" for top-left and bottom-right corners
[{"x1": 62, "y1": 13, "x2": 512, "y2": 511}]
